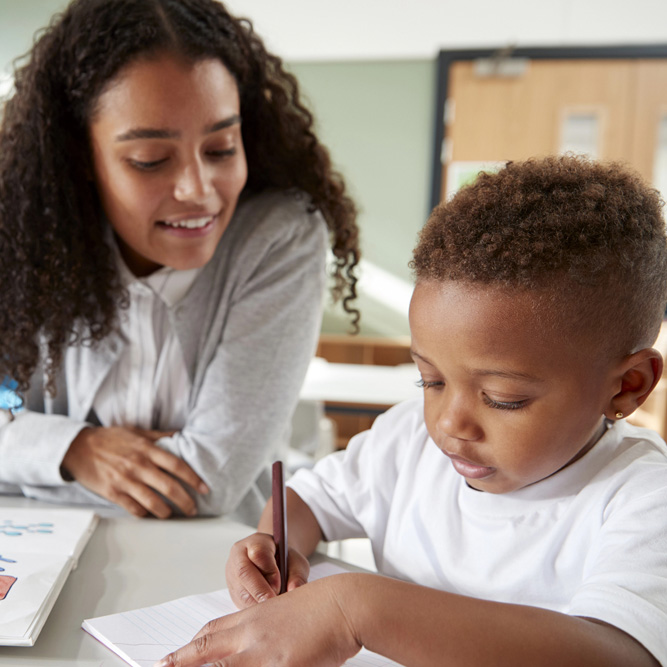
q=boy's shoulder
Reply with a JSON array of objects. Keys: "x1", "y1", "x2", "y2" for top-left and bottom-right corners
[
  {"x1": 372, "y1": 397, "x2": 425, "y2": 429},
  {"x1": 578, "y1": 420, "x2": 667, "y2": 509},
  {"x1": 600, "y1": 420, "x2": 667, "y2": 470}
]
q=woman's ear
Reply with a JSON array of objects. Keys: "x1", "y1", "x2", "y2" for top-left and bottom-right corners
[{"x1": 606, "y1": 348, "x2": 664, "y2": 420}]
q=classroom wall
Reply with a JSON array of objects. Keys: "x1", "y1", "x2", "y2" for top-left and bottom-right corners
[{"x1": 2, "y1": 0, "x2": 666, "y2": 335}]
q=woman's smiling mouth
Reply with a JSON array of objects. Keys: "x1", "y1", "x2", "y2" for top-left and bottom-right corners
[{"x1": 159, "y1": 215, "x2": 215, "y2": 229}]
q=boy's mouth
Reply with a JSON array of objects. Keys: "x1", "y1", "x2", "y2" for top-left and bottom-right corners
[{"x1": 445, "y1": 452, "x2": 496, "y2": 480}]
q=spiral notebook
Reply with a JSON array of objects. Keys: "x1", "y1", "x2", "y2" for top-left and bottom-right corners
[
  {"x1": 0, "y1": 507, "x2": 98, "y2": 646},
  {"x1": 83, "y1": 561, "x2": 403, "y2": 666}
]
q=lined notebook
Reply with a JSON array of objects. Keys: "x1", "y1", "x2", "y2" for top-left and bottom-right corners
[
  {"x1": 83, "y1": 561, "x2": 403, "y2": 666},
  {"x1": 0, "y1": 507, "x2": 98, "y2": 646}
]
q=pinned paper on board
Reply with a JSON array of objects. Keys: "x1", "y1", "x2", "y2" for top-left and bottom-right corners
[{"x1": 445, "y1": 161, "x2": 505, "y2": 200}]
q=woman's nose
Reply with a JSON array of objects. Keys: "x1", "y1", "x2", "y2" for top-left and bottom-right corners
[{"x1": 173, "y1": 159, "x2": 213, "y2": 202}]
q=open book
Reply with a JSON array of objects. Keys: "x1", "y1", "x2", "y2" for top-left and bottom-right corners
[
  {"x1": 83, "y1": 561, "x2": 403, "y2": 666},
  {"x1": 0, "y1": 507, "x2": 98, "y2": 646}
]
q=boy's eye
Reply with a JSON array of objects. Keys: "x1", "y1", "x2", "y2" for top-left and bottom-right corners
[
  {"x1": 416, "y1": 378, "x2": 444, "y2": 389},
  {"x1": 483, "y1": 395, "x2": 529, "y2": 411}
]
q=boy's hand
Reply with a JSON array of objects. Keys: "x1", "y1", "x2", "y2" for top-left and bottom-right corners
[
  {"x1": 226, "y1": 532, "x2": 310, "y2": 608},
  {"x1": 155, "y1": 574, "x2": 361, "y2": 667},
  {"x1": 61, "y1": 426, "x2": 209, "y2": 518}
]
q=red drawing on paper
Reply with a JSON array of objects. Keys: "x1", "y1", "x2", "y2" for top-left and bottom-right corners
[
  {"x1": 0, "y1": 574, "x2": 17, "y2": 600},
  {"x1": 0, "y1": 520, "x2": 55, "y2": 601}
]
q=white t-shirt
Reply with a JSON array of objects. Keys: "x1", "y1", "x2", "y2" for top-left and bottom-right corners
[{"x1": 288, "y1": 398, "x2": 667, "y2": 665}]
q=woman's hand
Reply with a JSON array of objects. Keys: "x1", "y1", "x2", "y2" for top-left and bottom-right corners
[
  {"x1": 225, "y1": 532, "x2": 310, "y2": 608},
  {"x1": 155, "y1": 574, "x2": 362, "y2": 667},
  {"x1": 61, "y1": 426, "x2": 209, "y2": 518}
]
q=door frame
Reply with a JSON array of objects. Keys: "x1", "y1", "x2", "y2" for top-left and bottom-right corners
[{"x1": 430, "y1": 43, "x2": 667, "y2": 210}]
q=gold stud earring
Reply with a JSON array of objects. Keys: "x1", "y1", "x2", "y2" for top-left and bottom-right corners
[{"x1": 615, "y1": 411, "x2": 624, "y2": 419}]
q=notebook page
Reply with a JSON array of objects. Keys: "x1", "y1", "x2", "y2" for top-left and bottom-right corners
[{"x1": 83, "y1": 562, "x2": 402, "y2": 666}]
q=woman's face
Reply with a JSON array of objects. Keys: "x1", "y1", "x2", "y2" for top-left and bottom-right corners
[{"x1": 88, "y1": 53, "x2": 248, "y2": 276}]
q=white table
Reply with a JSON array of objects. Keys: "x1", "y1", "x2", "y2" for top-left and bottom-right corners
[
  {"x1": 300, "y1": 358, "x2": 421, "y2": 413},
  {"x1": 0, "y1": 497, "x2": 326, "y2": 666}
]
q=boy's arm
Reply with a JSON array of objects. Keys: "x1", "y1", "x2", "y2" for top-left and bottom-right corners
[
  {"x1": 339, "y1": 572, "x2": 659, "y2": 667},
  {"x1": 225, "y1": 489, "x2": 323, "y2": 607},
  {"x1": 158, "y1": 570, "x2": 659, "y2": 667},
  {"x1": 257, "y1": 487, "x2": 323, "y2": 555}
]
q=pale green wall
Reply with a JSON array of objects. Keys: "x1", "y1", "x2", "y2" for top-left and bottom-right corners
[
  {"x1": 0, "y1": 0, "x2": 68, "y2": 75},
  {"x1": 290, "y1": 60, "x2": 435, "y2": 335},
  {"x1": 289, "y1": 60, "x2": 435, "y2": 283},
  {"x1": 1, "y1": 2, "x2": 436, "y2": 336}
]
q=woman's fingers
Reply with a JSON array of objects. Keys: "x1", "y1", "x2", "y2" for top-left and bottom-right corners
[
  {"x1": 144, "y1": 444, "x2": 210, "y2": 496},
  {"x1": 62, "y1": 426, "x2": 207, "y2": 518}
]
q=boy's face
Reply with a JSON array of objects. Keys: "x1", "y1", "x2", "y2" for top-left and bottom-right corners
[{"x1": 409, "y1": 280, "x2": 618, "y2": 493}]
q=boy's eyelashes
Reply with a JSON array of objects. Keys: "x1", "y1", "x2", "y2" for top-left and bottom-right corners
[
  {"x1": 482, "y1": 396, "x2": 530, "y2": 411},
  {"x1": 416, "y1": 378, "x2": 444, "y2": 389},
  {"x1": 415, "y1": 378, "x2": 530, "y2": 411}
]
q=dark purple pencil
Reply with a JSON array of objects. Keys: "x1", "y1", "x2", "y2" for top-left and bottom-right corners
[{"x1": 272, "y1": 460, "x2": 288, "y2": 595}]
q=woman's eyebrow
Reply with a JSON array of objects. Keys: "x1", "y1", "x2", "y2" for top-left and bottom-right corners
[
  {"x1": 115, "y1": 127, "x2": 178, "y2": 141},
  {"x1": 205, "y1": 114, "x2": 241, "y2": 134},
  {"x1": 115, "y1": 114, "x2": 241, "y2": 142}
]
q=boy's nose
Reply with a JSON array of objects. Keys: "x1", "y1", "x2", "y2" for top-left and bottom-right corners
[{"x1": 434, "y1": 395, "x2": 482, "y2": 443}]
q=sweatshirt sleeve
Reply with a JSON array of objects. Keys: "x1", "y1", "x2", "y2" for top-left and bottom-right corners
[{"x1": 152, "y1": 192, "x2": 329, "y2": 521}]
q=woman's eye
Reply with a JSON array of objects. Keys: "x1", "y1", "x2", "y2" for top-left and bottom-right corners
[
  {"x1": 416, "y1": 378, "x2": 444, "y2": 389},
  {"x1": 484, "y1": 396, "x2": 529, "y2": 411},
  {"x1": 207, "y1": 148, "x2": 236, "y2": 159},
  {"x1": 127, "y1": 158, "x2": 168, "y2": 171}
]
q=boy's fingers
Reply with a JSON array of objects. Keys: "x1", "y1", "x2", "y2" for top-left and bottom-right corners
[
  {"x1": 285, "y1": 548, "x2": 310, "y2": 591},
  {"x1": 236, "y1": 559, "x2": 279, "y2": 603},
  {"x1": 246, "y1": 539, "x2": 280, "y2": 575},
  {"x1": 155, "y1": 629, "x2": 234, "y2": 667}
]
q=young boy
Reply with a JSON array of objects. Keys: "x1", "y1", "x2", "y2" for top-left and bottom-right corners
[{"x1": 158, "y1": 156, "x2": 667, "y2": 667}]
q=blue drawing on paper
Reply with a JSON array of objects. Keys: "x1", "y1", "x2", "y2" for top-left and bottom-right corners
[
  {"x1": 0, "y1": 520, "x2": 54, "y2": 536},
  {"x1": 0, "y1": 519, "x2": 56, "y2": 600}
]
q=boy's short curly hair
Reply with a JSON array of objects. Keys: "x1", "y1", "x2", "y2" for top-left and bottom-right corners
[{"x1": 411, "y1": 155, "x2": 667, "y2": 357}]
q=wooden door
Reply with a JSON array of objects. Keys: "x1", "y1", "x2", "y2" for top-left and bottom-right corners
[{"x1": 437, "y1": 51, "x2": 667, "y2": 202}]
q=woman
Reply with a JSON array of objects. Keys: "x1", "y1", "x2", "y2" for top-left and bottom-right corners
[{"x1": 0, "y1": 0, "x2": 359, "y2": 523}]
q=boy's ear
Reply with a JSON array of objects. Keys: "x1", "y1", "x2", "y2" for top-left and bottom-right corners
[{"x1": 606, "y1": 348, "x2": 664, "y2": 420}]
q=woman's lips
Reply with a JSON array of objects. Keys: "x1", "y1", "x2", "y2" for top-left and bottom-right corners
[
  {"x1": 157, "y1": 214, "x2": 216, "y2": 237},
  {"x1": 445, "y1": 452, "x2": 496, "y2": 480}
]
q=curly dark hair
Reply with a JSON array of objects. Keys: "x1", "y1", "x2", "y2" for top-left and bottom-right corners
[
  {"x1": 412, "y1": 155, "x2": 667, "y2": 356},
  {"x1": 0, "y1": 0, "x2": 359, "y2": 393}
]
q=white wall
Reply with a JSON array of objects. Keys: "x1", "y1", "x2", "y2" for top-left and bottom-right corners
[
  {"x1": 2, "y1": 0, "x2": 666, "y2": 335},
  {"x1": 3, "y1": 0, "x2": 667, "y2": 72},
  {"x1": 224, "y1": 0, "x2": 667, "y2": 61}
]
